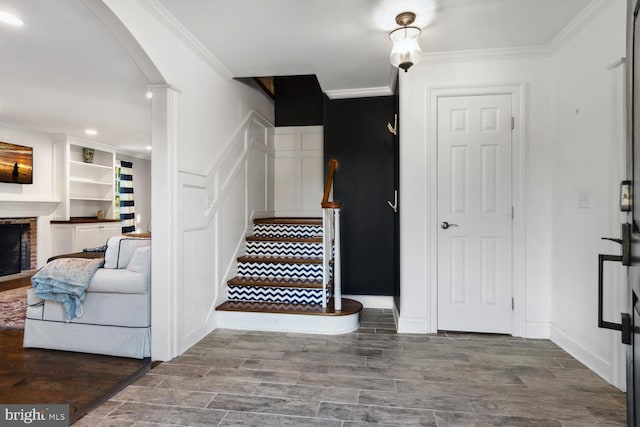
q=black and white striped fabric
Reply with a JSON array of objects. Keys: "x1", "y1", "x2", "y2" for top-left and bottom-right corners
[{"x1": 119, "y1": 160, "x2": 135, "y2": 234}]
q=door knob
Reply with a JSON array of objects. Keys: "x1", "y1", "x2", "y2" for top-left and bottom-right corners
[{"x1": 441, "y1": 221, "x2": 458, "y2": 230}]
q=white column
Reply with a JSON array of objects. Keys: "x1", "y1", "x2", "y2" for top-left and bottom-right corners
[{"x1": 150, "y1": 84, "x2": 180, "y2": 361}]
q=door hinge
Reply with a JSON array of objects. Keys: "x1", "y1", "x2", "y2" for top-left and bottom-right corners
[
  {"x1": 511, "y1": 297, "x2": 514, "y2": 311},
  {"x1": 511, "y1": 117, "x2": 515, "y2": 130}
]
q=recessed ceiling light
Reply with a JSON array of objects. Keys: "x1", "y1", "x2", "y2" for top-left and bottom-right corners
[
  {"x1": 85, "y1": 129, "x2": 98, "y2": 136},
  {"x1": 145, "y1": 91, "x2": 153, "y2": 100},
  {"x1": 146, "y1": 145, "x2": 152, "y2": 150},
  {"x1": 0, "y1": 11, "x2": 24, "y2": 27}
]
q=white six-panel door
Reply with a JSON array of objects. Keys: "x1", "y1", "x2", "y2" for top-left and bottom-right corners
[{"x1": 437, "y1": 94, "x2": 513, "y2": 333}]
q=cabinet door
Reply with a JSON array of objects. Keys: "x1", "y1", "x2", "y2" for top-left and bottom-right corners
[
  {"x1": 51, "y1": 226, "x2": 74, "y2": 255},
  {"x1": 74, "y1": 225, "x2": 103, "y2": 252},
  {"x1": 101, "y1": 224, "x2": 122, "y2": 242}
]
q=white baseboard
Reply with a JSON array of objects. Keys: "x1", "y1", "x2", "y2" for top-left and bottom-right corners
[
  {"x1": 343, "y1": 295, "x2": 394, "y2": 309},
  {"x1": 549, "y1": 322, "x2": 611, "y2": 383},
  {"x1": 525, "y1": 321, "x2": 550, "y2": 339},
  {"x1": 392, "y1": 301, "x2": 400, "y2": 329},
  {"x1": 217, "y1": 310, "x2": 359, "y2": 334},
  {"x1": 397, "y1": 315, "x2": 429, "y2": 334}
]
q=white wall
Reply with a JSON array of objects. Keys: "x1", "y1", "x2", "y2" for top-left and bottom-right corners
[
  {"x1": 117, "y1": 154, "x2": 151, "y2": 233},
  {"x1": 0, "y1": 123, "x2": 55, "y2": 204},
  {"x1": 399, "y1": 0, "x2": 628, "y2": 388},
  {"x1": 399, "y1": 55, "x2": 553, "y2": 336},
  {"x1": 0, "y1": 122, "x2": 57, "y2": 266},
  {"x1": 548, "y1": 0, "x2": 627, "y2": 387},
  {"x1": 273, "y1": 126, "x2": 323, "y2": 217},
  {"x1": 103, "y1": 0, "x2": 275, "y2": 360}
]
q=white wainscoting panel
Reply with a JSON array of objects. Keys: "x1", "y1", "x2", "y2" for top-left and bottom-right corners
[
  {"x1": 177, "y1": 111, "x2": 274, "y2": 354},
  {"x1": 273, "y1": 126, "x2": 323, "y2": 217}
]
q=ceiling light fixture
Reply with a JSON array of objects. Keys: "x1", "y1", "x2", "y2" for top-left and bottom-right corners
[
  {"x1": 389, "y1": 12, "x2": 422, "y2": 72},
  {"x1": 0, "y1": 11, "x2": 24, "y2": 27},
  {"x1": 145, "y1": 91, "x2": 153, "y2": 100},
  {"x1": 85, "y1": 129, "x2": 98, "y2": 136}
]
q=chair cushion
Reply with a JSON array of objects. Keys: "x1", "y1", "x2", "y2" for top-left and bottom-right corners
[
  {"x1": 127, "y1": 246, "x2": 150, "y2": 276},
  {"x1": 88, "y1": 268, "x2": 148, "y2": 294},
  {"x1": 104, "y1": 236, "x2": 150, "y2": 269}
]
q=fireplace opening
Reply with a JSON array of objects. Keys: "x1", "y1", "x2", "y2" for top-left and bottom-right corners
[
  {"x1": 0, "y1": 224, "x2": 22, "y2": 276},
  {"x1": 0, "y1": 218, "x2": 37, "y2": 278}
]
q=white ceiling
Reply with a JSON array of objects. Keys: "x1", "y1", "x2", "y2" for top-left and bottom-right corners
[
  {"x1": 0, "y1": 0, "x2": 593, "y2": 154},
  {"x1": 0, "y1": 0, "x2": 151, "y2": 157},
  {"x1": 157, "y1": 0, "x2": 593, "y2": 93}
]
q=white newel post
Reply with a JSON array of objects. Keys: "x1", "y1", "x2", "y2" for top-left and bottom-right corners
[
  {"x1": 322, "y1": 208, "x2": 329, "y2": 308},
  {"x1": 334, "y1": 208, "x2": 342, "y2": 311}
]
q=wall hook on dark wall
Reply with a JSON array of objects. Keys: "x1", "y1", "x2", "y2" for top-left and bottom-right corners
[
  {"x1": 387, "y1": 190, "x2": 398, "y2": 213},
  {"x1": 387, "y1": 114, "x2": 398, "y2": 136}
]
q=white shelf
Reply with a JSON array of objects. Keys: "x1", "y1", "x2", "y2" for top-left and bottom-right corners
[
  {"x1": 70, "y1": 197, "x2": 113, "y2": 202},
  {"x1": 54, "y1": 139, "x2": 117, "y2": 221},
  {"x1": 70, "y1": 160, "x2": 112, "y2": 170},
  {"x1": 70, "y1": 177, "x2": 112, "y2": 186}
]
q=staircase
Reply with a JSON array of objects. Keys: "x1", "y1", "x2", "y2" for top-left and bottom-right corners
[{"x1": 216, "y1": 217, "x2": 362, "y2": 334}]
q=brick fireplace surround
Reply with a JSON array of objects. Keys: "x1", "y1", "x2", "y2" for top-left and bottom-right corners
[{"x1": 0, "y1": 217, "x2": 37, "y2": 275}]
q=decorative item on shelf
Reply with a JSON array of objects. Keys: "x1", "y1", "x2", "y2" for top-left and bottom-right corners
[
  {"x1": 389, "y1": 11, "x2": 422, "y2": 72},
  {"x1": 97, "y1": 210, "x2": 104, "y2": 220},
  {"x1": 82, "y1": 147, "x2": 95, "y2": 163}
]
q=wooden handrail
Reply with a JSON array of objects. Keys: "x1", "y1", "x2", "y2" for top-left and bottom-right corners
[{"x1": 322, "y1": 159, "x2": 342, "y2": 209}]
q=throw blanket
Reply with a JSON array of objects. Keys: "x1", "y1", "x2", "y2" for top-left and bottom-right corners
[{"x1": 31, "y1": 258, "x2": 104, "y2": 321}]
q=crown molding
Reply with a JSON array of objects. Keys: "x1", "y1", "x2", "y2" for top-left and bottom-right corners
[
  {"x1": 416, "y1": 0, "x2": 614, "y2": 65},
  {"x1": 140, "y1": 0, "x2": 234, "y2": 80},
  {"x1": 548, "y1": 0, "x2": 614, "y2": 52},
  {"x1": 419, "y1": 45, "x2": 550, "y2": 64},
  {"x1": 146, "y1": 83, "x2": 182, "y2": 93},
  {"x1": 325, "y1": 86, "x2": 393, "y2": 100}
]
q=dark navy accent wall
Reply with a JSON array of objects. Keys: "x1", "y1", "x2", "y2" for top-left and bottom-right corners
[
  {"x1": 324, "y1": 95, "x2": 397, "y2": 296},
  {"x1": 274, "y1": 75, "x2": 323, "y2": 127}
]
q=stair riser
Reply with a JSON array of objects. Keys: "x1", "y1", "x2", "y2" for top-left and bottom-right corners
[
  {"x1": 245, "y1": 241, "x2": 323, "y2": 258},
  {"x1": 237, "y1": 262, "x2": 325, "y2": 280},
  {"x1": 228, "y1": 285, "x2": 330, "y2": 305},
  {"x1": 253, "y1": 223, "x2": 323, "y2": 239}
]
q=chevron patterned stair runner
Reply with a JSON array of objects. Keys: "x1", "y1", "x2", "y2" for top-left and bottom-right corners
[
  {"x1": 226, "y1": 218, "x2": 331, "y2": 306},
  {"x1": 245, "y1": 239, "x2": 323, "y2": 258}
]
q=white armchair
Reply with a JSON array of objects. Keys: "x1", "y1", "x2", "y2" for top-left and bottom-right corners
[{"x1": 23, "y1": 237, "x2": 151, "y2": 359}]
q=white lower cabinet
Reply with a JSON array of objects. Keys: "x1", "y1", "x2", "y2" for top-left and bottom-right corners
[{"x1": 51, "y1": 222, "x2": 121, "y2": 255}]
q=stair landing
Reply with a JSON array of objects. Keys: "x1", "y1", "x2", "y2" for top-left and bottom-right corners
[{"x1": 216, "y1": 298, "x2": 362, "y2": 334}]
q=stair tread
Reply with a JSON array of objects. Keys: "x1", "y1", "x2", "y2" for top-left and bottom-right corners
[
  {"x1": 246, "y1": 236, "x2": 323, "y2": 243},
  {"x1": 228, "y1": 276, "x2": 330, "y2": 289},
  {"x1": 238, "y1": 255, "x2": 323, "y2": 264},
  {"x1": 254, "y1": 217, "x2": 322, "y2": 225},
  {"x1": 216, "y1": 298, "x2": 363, "y2": 317}
]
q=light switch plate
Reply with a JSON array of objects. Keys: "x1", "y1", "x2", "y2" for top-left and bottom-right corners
[{"x1": 578, "y1": 189, "x2": 591, "y2": 208}]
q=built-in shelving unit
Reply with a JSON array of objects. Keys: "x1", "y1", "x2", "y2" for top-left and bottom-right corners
[{"x1": 53, "y1": 137, "x2": 117, "y2": 221}]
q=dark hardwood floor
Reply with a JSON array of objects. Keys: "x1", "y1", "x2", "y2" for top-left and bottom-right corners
[{"x1": 0, "y1": 328, "x2": 150, "y2": 424}]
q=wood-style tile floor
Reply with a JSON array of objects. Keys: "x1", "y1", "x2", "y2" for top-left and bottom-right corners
[{"x1": 78, "y1": 309, "x2": 626, "y2": 426}]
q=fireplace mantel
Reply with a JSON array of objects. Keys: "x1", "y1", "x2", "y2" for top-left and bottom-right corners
[{"x1": 0, "y1": 199, "x2": 59, "y2": 217}]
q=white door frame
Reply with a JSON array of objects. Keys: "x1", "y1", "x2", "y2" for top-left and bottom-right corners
[{"x1": 428, "y1": 84, "x2": 526, "y2": 337}]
